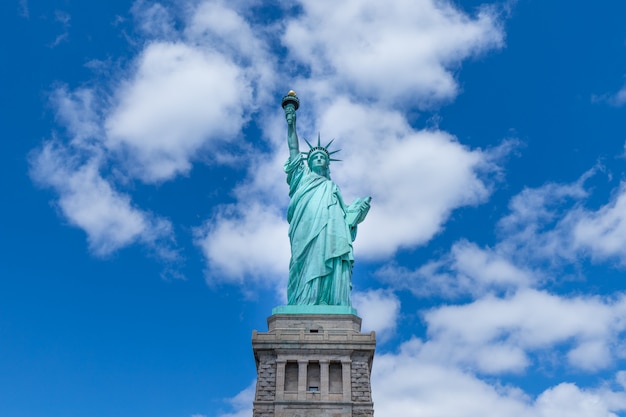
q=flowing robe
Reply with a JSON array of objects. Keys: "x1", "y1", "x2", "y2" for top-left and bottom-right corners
[{"x1": 285, "y1": 156, "x2": 354, "y2": 306}]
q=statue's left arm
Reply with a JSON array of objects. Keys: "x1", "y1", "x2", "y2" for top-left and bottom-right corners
[{"x1": 345, "y1": 196, "x2": 371, "y2": 240}]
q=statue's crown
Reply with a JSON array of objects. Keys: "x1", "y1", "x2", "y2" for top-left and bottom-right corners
[{"x1": 304, "y1": 133, "x2": 341, "y2": 162}]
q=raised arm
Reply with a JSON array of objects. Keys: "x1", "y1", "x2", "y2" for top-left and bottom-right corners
[
  {"x1": 285, "y1": 105, "x2": 300, "y2": 160},
  {"x1": 282, "y1": 91, "x2": 301, "y2": 161}
]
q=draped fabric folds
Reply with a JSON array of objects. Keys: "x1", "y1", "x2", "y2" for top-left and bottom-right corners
[{"x1": 285, "y1": 157, "x2": 353, "y2": 306}]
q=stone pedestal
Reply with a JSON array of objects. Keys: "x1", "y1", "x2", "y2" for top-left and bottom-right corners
[{"x1": 252, "y1": 313, "x2": 376, "y2": 417}]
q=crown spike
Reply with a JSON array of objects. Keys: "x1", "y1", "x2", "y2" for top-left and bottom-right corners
[
  {"x1": 325, "y1": 138, "x2": 335, "y2": 150},
  {"x1": 328, "y1": 149, "x2": 341, "y2": 155},
  {"x1": 317, "y1": 132, "x2": 322, "y2": 147},
  {"x1": 303, "y1": 137, "x2": 314, "y2": 150}
]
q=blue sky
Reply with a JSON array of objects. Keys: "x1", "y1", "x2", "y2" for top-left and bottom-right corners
[{"x1": 4, "y1": 0, "x2": 626, "y2": 416}]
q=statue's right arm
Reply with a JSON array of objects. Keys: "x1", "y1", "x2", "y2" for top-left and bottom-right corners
[{"x1": 285, "y1": 106, "x2": 300, "y2": 161}]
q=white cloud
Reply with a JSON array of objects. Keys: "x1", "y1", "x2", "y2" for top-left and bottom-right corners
[
  {"x1": 55, "y1": 10, "x2": 71, "y2": 25},
  {"x1": 496, "y1": 177, "x2": 589, "y2": 264},
  {"x1": 611, "y1": 84, "x2": 626, "y2": 106},
  {"x1": 105, "y1": 41, "x2": 251, "y2": 183},
  {"x1": 533, "y1": 383, "x2": 623, "y2": 417},
  {"x1": 184, "y1": 1, "x2": 279, "y2": 106},
  {"x1": 388, "y1": 169, "x2": 626, "y2": 292},
  {"x1": 315, "y1": 99, "x2": 508, "y2": 259},
  {"x1": 567, "y1": 341, "x2": 612, "y2": 371},
  {"x1": 569, "y1": 182, "x2": 626, "y2": 262},
  {"x1": 494, "y1": 171, "x2": 626, "y2": 267},
  {"x1": 213, "y1": 381, "x2": 255, "y2": 417},
  {"x1": 185, "y1": 2, "x2": 260, "y2": 61},
  {"x1": 373, "y1": 340, "x2": 531, "y2": 417},
  {"x1": 377, "y1": 239, "x2": 534, "y2": 298},
  {"x1": 34, "y1": 1, "x2": 271, "y2": 259},
  {"x1": 51, "y1": 87, "x2": 103, "y2": 146},
  {"x1": 374, "y1": 165, "x2": 626, "y2": 301},
  {"x1": 422, "y1": 289, "x2": 626, "y2": 373},
  {"x1": 372, "y1": 338, "x2": 626, "y2": 417},
  {"x1": 131, "y1": 0, "x2": 177, "y2": 38},
  {"x1": 194, "y1": 203, "x2": 289, "y2": 292},
  {"x1": 49, "y1": 10, "x2": 71, "y2": 48},
  {"x1": 30, "y1": 142, "x2": 175, "y2": 257},
  {"x1": 353, "y1": 289, "x2": 401, "y2": 342},
  {"x1": 592, "y1": 82, "x2": 626, "y2": 107},
  {"x1": 283, "y1": 0, "x2": 504, "y2": 106}
]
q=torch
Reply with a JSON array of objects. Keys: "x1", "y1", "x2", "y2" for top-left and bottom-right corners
[{"x1": 281, "y1": 90, "x2": 300, "y2": 112}]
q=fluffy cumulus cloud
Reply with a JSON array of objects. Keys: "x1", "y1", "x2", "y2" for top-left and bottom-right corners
[
  {"x1": 569, "y1": 181, "x2": 626, "y2": 263},
  {"x1": 51, "y1": 87, "x2": 103, "y2": 144},
  {"x1": 612, "y1": 84, "x2": 626, "y2": 106},
  {"x1": 193, "y1": 203, "x2": 289, "y2": 290},
  {"x1": 496, "y1": 171, "x2": 626, "y2": 266},
  {"x1": 105, "y1": 41, "x2": 251, "y2": 182},
  {"x1": 31, "y1": 0, "x2": 267, "y2": 259},
  {"x1": 353, "y1": 289, "x2": 401, "y2": 342},
  {"x1": 422, "y1": 289, "x2": 626, "y2": 373},
  {"x1": 131, "y1": 0, "x2": 176, "y2": 38},
  {"x1": 377, "y1": 168, "x2": 626, "y2": 301},
  {"x1": 593, "y1": 81, "x2": 626, "y2": 107},
  {"x1": 373, "y1": 339, "x2": 530, "y2": 417},
  {"x1": 283, "y1": 0, "x2": 504, "y2": 106},
  {"x1": 213, "y1": 381, "x2": 255, "y2": 417},
  {"x1": 30, "y1": 142, "x2": 174, "y2": 257},
  {"x1": 194, "y1": 390, "x2": 254, "y2": 417},
  {"x1": 313, "y1": 99, "x2": 508, "y2": 259},
  {"x1": 371, "y1": 338, "x2": 626, "y2": 417},
  {"x1": 376, "y1": 239, "x2": 534, "y2": 298}
]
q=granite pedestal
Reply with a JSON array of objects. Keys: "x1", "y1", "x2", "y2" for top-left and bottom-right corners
[{"x1": 252, "y1": 311, "x2": 376, "y2": 417}]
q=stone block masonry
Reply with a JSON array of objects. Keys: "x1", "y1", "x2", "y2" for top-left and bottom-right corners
[{"x1": 252, "y1": 314, "x2": 376, "y2": 417}]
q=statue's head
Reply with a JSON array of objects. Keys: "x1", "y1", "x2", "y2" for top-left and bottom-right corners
[
  {"x1": 304, "y1": 134, "x2": 340, "y2": 178},
  {"x1": 308, "y1": 150, "x2": 330, "y2": 172}
]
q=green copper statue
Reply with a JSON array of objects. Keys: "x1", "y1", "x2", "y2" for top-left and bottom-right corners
[{"x1": 282, "y1": 91, "x2": 371, "y2": 306}]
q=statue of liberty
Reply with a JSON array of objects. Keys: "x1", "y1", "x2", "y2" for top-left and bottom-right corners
[{"x1": 282, "y1": 91, "x2": 371, "y2": 306}]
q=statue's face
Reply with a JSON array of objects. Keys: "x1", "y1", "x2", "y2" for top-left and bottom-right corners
[{"x1": 309, "y1": 152, "x2": 329, "y2": 170}]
